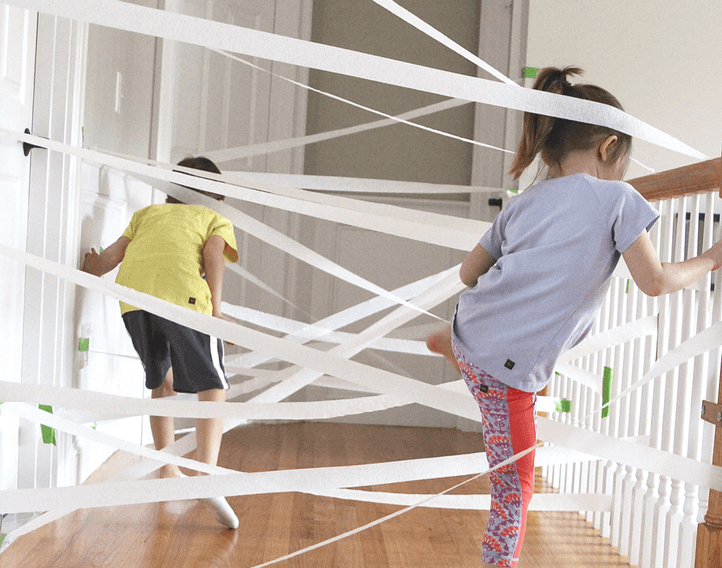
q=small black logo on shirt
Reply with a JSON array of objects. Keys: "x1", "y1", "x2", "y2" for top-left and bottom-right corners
[
  {"x1": 189, "y1": 297, "x2": 196, "y2": 305},
  {"x1": 504, "y1": 359, "x2": 515, "y2": 370},
  {"x1": 479, "y1": 385, "x2": 489, "y2": 393}
]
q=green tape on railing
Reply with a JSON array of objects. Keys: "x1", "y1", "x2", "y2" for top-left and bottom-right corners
[
  {"x1": 555, "y1": 399, "x2": 572, "y2": 413},
  {"x1": 602, "y1": 366, "x2": 613, "y2": 418},
  {"x1": 78, "y1": 337, "x2": 89, "y2": 352},
  {"x1": 0, "y1": 533, "x2": 5, "y2": 547},
  {"x1": 522, "y1": 66, "x2": 539, "y2": 79},
  {"x1": 626, "y1": 280, "x2": 630, "y2": 293},
  {"x1": 38, "y1": 404, "x2": 56, "y2": 446}
]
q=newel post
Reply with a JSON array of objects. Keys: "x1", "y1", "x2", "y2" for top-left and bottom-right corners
[{"x1": 694, "y1": 148, "x2": 722, "y2": 568}]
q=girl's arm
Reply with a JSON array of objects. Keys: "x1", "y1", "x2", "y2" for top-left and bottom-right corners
[
  {"x1": 203, "y1": 235, "x2": 229, "y2": 318},
  {"x1": 460, "y1": 244, "x2": 497, "y2": 287},
  {"x1": 82, "y1": 237, "x2": 130, "y2": 276},
  {"x1": 623, "y1": 230, "x2": 722, "y2": 296}
]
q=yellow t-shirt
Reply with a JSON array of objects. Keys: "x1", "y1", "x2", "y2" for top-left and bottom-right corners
[{"x1": 115, "y1": 204, "x2": 239, "y2": 315}]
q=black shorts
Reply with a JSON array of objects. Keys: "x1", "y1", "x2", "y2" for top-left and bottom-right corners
[{"x1": 122, "y1": 310, "x2": 229, "y2": 393}]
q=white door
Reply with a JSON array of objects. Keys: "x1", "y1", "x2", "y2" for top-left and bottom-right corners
[
  {"x1": 167, "y1": 0, "x2": 308, "y2": 322},
  {"x1": 170, "y1": 0, "x2": 275, "y2": 171},
  {"x1": 0, "y1": 4, "x2": 36, "y2": 491}
]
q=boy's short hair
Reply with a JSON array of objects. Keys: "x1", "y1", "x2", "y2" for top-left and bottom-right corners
[{"x1": 167, "y1": 156, "x2": 225, "y2": 203}]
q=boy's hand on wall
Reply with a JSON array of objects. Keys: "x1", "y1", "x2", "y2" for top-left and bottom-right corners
[
  {"x1": 82, "y1": 248, "x2": 104, "y2": 276},
  {"x1": 81, "y1": 237, "x2": 129, "y2": 277}
]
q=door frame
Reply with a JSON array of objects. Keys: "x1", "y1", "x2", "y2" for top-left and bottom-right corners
[{"x1": 20, "y1": 12, "x2": 89, "y2": 489}]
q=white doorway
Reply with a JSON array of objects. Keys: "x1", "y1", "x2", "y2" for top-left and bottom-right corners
[{"x1": 0, "y1": 4, "x2": 36, "y2": 494}]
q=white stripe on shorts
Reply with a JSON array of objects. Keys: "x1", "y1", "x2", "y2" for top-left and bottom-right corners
[{"x1": 210, "y1": 335, "x2": 229, "y2": 389}]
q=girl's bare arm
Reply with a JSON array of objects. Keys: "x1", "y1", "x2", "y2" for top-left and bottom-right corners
[
  {"x1": 460, "y1": 244, "x2": 497, "y2": 288},
  {"x1": 623, "y1": 230, "x2": 722, "y2": 296}
]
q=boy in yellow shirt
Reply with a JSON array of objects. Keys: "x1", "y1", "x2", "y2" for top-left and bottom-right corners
[{"x1": 83, "y1": 157, "x2": 239, "y2": 529}]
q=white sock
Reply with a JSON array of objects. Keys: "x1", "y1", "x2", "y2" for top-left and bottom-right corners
[
  {"x1": 201, "y1": 496, "x2": 239, "y2": 530},
  {"x1": 180, "y1": 472, "x2": 239, "y2": 529}
]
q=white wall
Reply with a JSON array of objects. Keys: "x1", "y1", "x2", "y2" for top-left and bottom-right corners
[{"x1": 526, "y1": 0, "x2": 721, "y2": 178}]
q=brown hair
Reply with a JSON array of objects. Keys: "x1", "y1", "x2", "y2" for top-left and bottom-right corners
[
  {"x1": 509, "y1": 66, "x2": 632, "y2": 180},
  {"x1": 167, "y1": 156, "x2": 225, "y2": 203}
]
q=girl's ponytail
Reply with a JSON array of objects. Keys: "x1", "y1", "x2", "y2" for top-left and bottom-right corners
[{"x1": 509, "y1": 66, "x2": 631, "y2": 181}]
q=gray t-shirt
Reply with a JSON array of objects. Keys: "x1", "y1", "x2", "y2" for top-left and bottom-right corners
[{"x1": 452, "y1": 173, "x2": 659, "y2": 393}]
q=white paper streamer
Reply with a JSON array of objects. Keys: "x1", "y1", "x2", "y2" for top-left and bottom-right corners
[
  {"x1": 0, "y1": 381, "x2": 410, "y2": 421},
  {"x1": 207, "y1": 98, "x2": 470, "y2": 163},
  {"x1": 1, "y1": 403, "x2": 227, "y2": 475},
  {"x1": 372, "y1": 0, "x2": 518, "y2": 86},
  {"x1": 246, "y1": 267, "x2": 465, "y2": 405},
  {"x1": 324, "y1": 488, "x2": 611, "y2": 512},
  {"x1": 551, "y1": 313, "x2": 659, "y2": 392},
  {"x1": 1, "y1": 129, "x2": 452, "y2": 320},
  {"x1": 3, "y1": 242, "x2": 716, "y2": 477},
  {"x1": 4, "y1": 0, "x2": 706, "y2": 159},
  {"x1": 129, "y1": 171, "x2": 485, "y2": 251},
  {"x1": 537, "y1": 417, "x2": 722, "y2": 493},
  {"x1": 0, "y1": 244, "x2": 479, "y2": 421},
  {"x1": 225, "y1": 262, "x2": 309, "y2": 318},
  {"x1": 0, "y1": 451, "x2": 610, "y2": 514},
  {"x1": 557, "y1": 313, "x2": 658, "y2": 363},
  {"x1": 221, "y1": 303, "x2": 429, "y2": 356},
  {"x1": 552, "y1": 363, "x2": 605, "y2": 393},
  {"x1": 224, "y1": 171, "x2": 501, "y2": 195},
  {"x1": 589, "y1": 318, "x2": 722, "y2": 424},
  {"x1": 210, "y1": 48, "x2": 512, "y2": 157},
  {"x1": 224, "y1": 267, "x2": 453, "y2": 378}
]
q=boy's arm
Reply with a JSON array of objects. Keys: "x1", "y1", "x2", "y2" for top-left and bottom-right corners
[
  {"x1": 82, "y1": 237, "x2": 130, "y2": 276},
  {"x1": 203, "y1": 235, "x2": 229, "y2": 318}
]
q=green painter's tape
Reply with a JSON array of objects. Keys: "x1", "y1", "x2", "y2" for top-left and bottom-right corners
[
  {"x1": 522, "y1": 66, "x2": 539, "y2": 79},
  {"x1": 555, "y1": 399, "x2": 572, "y2": 413},
  {"x1": 39, "y1": 405, "x2": 57, "y2": 446},
  {"x1": 602, "y1": 366, "x2": 613, "y2": 418},
  {"x1": 0, "y1": 533, "x2": 5, "y2": 547},
  {"x1": 626, "y1": 280, "x2": 630, "y2": 294},
  {"x1": 78, "y1": 337, "x2": 89, "y2": 352}
]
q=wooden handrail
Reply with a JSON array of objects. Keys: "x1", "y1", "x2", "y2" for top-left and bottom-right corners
[{"x1": 628, "y1": 156, "x2": 721, "y2": 202}]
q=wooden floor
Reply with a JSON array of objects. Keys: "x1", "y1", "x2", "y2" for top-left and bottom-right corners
[{"x1": 1, "y1": 422, "x2": 633, "y2": 567}]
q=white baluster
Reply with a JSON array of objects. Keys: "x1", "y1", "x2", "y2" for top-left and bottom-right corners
[
  {"x1": 650, "y1": 197, "x2": 686, "y2": 568},
  {"x1": 641, "y1": 199, "x2": 674, "y2": 568},
  {"x1": 619, "y1": 282, "x2": 642, "y2": 556},
  {"x1": 676, "y1": 192, "x2": 715, "y2": 568},
  {"x1": 600, "y1": 278, "x2": 624, "y2": 538},
  {"x1": 664, "y1": 196, "x2": 697, "y2": 568},
  {"x1": 611, "y1": 276, "x2": 632, "y2": 547}
]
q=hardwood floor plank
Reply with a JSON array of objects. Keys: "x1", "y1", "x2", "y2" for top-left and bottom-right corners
[{"x1": 1, "y1": 422, "x2": 633, "y2": 568}]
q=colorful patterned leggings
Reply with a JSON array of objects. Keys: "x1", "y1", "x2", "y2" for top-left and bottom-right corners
[{"x1": 452, "y1": 342, "x2": 537, "y2": 568}]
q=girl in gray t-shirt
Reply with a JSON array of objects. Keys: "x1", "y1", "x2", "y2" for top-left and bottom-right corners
[{"x1": 426, "y1": 67, "x2": 722, "y2": 568}]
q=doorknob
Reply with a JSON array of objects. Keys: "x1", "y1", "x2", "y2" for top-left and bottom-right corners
[{"x1": 23, "y1": 128, "x2": 47, "y2": 156}]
